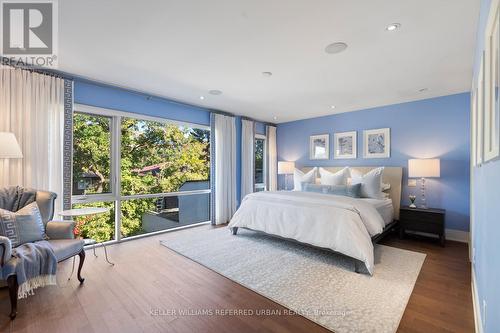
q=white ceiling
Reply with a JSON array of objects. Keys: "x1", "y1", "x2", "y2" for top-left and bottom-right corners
[{"x1": 59, "y1": 0, "x2": 479, "y2": 123}]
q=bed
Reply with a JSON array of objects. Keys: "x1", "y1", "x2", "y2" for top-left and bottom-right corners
[{"x1": 228, "y1": 166, "x2": 403, "y2": 275}]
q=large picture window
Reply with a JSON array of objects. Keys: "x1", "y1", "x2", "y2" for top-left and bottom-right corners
[
  {"x1": 72, "y1": 113, "x2": 113, "y2": 195},
  {"x1": 72, "y1": 105, "x2": 210, "y2": 242},
  {"x1": 254, "y1": 135, "x2": 266, "y2": 192}
]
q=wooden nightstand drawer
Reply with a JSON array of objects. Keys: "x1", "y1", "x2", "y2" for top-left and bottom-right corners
[
  {"x1": 400, "y1": 210, "x2": 445, "y2": 225},
  {"x1": 399, "y1": 206, "x2": 446, "y2": 246},
  {"x1": 401, "y1": 219, "x2": 443, "y2": 234}
]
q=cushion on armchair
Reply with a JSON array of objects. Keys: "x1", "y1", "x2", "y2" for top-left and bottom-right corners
[
  {"x1": 0, "y1": 202, "x2": 46, "y2": 247},
  {"x1": 45, "y1": 239, "x2": 84, "y2": 261},
  {"x1": 46, "y1": 221, "x2": 76, "y2": 239}
]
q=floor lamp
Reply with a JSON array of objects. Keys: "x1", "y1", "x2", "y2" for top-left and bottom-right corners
[
  {"x1": 277, "y1": 161, "x2": 295, "y2": 191},
  {"x1": 0, "y1": 132, "x2": 24, "y2": 186}
]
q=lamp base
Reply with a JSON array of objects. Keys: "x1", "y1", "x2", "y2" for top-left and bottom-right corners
[{"x1": 419, "y1": 177, "x2": 427, "y2": 210}]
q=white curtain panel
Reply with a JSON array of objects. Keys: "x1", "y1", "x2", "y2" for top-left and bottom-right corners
[
  {"x1": 0, "y1": 65, "x2": 65, "y2": 212},
  {"x1": 213, "y1": 113, "x2": 237, "y2": 224},
  {"x1": 240, "y1": 119, "x2": 255, "y2": 201},
  {"x1": 266, "y1": 125, "x2": 278, "y2": 191}
]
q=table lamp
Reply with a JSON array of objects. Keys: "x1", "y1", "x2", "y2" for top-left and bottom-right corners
[
  {"x1": 408, "y1": 158, "x2": 440, "y2": 209},
  {"x1": 278, "y1": 161, "x2": 295, "y2": 190},
  {"x1": 0, "y1": 132, "x2": 23, "y2": 186},
  {"x1": 0, "y1": 132, "x2": 23, "y2": 159}
]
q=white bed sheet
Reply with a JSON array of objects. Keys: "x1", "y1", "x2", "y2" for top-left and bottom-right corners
[
  {"x1": 228, "y1": 191, "x2": 387, "y2": 274},
  {"x1": 359, "y1": 198, "x2": 394, "y2": 225}
]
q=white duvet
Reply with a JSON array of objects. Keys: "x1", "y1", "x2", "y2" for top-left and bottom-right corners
[{"x1": 228, "y1": 191, "x2": 386, "y2": 274}]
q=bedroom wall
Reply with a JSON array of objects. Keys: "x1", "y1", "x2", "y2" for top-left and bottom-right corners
[
  {"x1": 277, "y1": 93, "x2": 470, "y2": 232},
  {"x1": 74, "y1": 80, "x2": 211, "y2": 126},
  {"x1": 471, "y1": 0, "x2": 500, "y2": 332}
]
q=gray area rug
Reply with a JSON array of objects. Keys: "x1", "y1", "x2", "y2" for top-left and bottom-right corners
[{"x1": 160, "y1": 226, "x2": 425, "y2": 333}]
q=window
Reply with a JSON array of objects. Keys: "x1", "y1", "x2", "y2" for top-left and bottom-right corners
[
  {"x1": 254, "y1": 135, "x2": 266, "y2": 192},
  {"x1": 72, "y1": 113, "x2": 113, "y2": 195},
  {"x1": 72, "y1": 105, "x2": 211, "y2": 243}
]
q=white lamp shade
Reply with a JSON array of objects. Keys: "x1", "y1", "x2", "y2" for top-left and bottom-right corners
[
  {"x1": 408, "y1": 159, "x2": 440, "y2": 178},
  {"x1": 0, "y1": 132, "x2": 23, "y2": 158},
  {"x1": 278, "y1": 161, "x2": 295, "y2": 175}
]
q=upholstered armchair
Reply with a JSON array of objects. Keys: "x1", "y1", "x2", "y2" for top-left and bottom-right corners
[{"x1": 0, "y1": 186, "x2": 85, "y2": 319}]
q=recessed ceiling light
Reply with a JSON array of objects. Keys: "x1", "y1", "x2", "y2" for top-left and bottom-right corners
[
  {"x1": 330, "y1": 105, "x2": 336, "y2": 109},
  {"x1": 325, "y1": 42, "x2": 348, "y2": 54},
  {"x1": 386, "y1": 23, "x2": 401, "y2": 31},
  {"x1": 209, "y1": 89, "x2": 222, "y2": 95},
  {"x1": 273, "y1": 116, "x2": 278, "y2": 120},
  {"x1": 199, "y1": 96, "x2": 205, "y2": 100},
  {"x1": 262, "y1": 71, "x2": 273, "y2": 77},
  {"x1": 418, "y1": 88, "x2": 428, "y2": 92}
]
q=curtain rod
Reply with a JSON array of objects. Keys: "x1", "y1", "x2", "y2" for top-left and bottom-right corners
[
  {"x1": 211, "y1": 111, "x2": 276, "y2": 127},
  {"x1": 0, "y1": 56, "x2": 67, "y2": 80}
]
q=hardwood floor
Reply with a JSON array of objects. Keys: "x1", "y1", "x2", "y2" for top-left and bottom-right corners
[{"x1": 0, "y1": 226, "x2": 474, "y2": 333}]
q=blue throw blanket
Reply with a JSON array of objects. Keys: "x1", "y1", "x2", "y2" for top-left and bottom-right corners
[{"x1": 1, "y1": 241, "x2": 57, "y2": 298}]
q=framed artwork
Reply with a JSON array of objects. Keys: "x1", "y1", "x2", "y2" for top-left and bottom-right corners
[
  {"x1": 310, "y1": 134, "x2": 329, "y2": 160},
  {"x1": 363, "y1": 128, "x2": 390, "y2": 158},
  {"x1": 484, "y1": 0, "x2": 500, "y2": 162},
  {"x1": 476, "y1": 54, "x2": 485, "y2": 166},
  {"x1": 471, "y1": 81, "x2": 478, "y2": 167},
  {"x1": 334, "y1": 131, "x2": 357, "y2": 159}
]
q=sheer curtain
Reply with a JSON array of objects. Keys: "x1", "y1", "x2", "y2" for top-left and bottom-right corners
[
  {"x1": 0, "y1": 65, "x2": 65, "y2": 212},
  {"x1": 266, "y1": 125, "x2": 277, "y2": 191},
  {"x1": 211, "y1": 113, "x2": 237, "y2": 225},
  {"x1": 240, "y1": 119, "x2": 255, "y2": 201}
]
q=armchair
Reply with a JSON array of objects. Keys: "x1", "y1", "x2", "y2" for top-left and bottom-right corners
[{"x1": 0, "y1": 186, "x2": 85, "y2": 319}]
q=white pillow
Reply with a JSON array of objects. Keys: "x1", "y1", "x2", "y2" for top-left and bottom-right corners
[
  {"x1": 349, "y1": 167, "x2": 385, "y2": 199},
  {"x1": 293, "y1": 167, "x2": 317, "y2": 191},
  {"x1": 319, "y1": 167, "x2": 349, "y2": 186}
]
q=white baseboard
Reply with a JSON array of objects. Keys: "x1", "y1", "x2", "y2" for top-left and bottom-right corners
[
  {"x1": 472, "y1": 266, "x2": 484, "y2": 333},
  {"x1": 445, "y1": 229, "x2": 469, "y2": 243},
  {"x1": 405, "y1": 229, "x2": 469, "y2": 243}
]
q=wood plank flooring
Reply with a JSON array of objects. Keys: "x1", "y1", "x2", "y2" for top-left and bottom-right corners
[{"x1": 0, "y1": 225, "x2": 474, "y2": 333}]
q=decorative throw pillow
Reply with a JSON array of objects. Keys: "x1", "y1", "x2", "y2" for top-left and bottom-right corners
[
  {"x1": 319, "y1": 167, "x2": 349, "y2": 186},
  {"x1": 331, "y1": 184, "x2": 362, "y2": 198},
  {"x1": 302, "y1": 183, "x2": 362, "y2": 198},
  {"x1": 0, "y1": 202, "x2": 46, "y2": 247},
  {"x1": 349, "y1": 167, "x2": 385, "y2": 199},
  {"x1": 293, "y1": 167, "x2": 317, "y2": 191}
]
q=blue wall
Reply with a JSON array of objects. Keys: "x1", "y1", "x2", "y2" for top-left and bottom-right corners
[
  {"x1": 471, "y1": 0, "x2": 500, "y2": 332},
  {"x1": 277, "y1": 93, "x2": 470, "y2": 231},
  {"x1": 74, "y1": 80, "x2": 211, "y2": 126}
]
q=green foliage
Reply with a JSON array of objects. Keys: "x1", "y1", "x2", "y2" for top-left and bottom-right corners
[{"x1": 72, "y1": 114, "x2": 210, "y2": 242}]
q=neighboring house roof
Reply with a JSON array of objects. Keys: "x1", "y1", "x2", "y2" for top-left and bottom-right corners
[{"x1": 132, "y1": 163, "x2": 165, "y2": 175}]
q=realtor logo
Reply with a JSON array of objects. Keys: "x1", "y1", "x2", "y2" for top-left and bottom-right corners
[{"x1": 1, "y1": 0, "x2": 58, "y2": 67}]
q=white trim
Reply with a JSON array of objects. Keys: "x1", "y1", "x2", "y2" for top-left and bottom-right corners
[
  {"x1": 445, "y1": 229, "x2": 469, "y2": 243},
  {"x1": 74, "y1": 103, "x2": 210, "y2": 130},
  {"x1": 472, "y1": 266, "x2": 484, "y2": 333},
  {"x1": 404, "y1": 229, "x2": 469, "y2": 243},
  {"x1": 484, "y1": 0, "x2": 500, "y2": 162}
]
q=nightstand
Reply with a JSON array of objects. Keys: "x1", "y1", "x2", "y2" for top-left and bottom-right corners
[{"x1": 399, "y1": 206, "x2": 446, "y2": 246}]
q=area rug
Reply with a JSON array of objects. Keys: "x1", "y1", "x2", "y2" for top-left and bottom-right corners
[{"x1": 160, "y1": 226, "x2": 425, "y2": 333}]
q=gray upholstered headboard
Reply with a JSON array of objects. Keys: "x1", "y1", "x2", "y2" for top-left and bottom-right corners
[{"x1": 301, "y1": 166, "x2": 403, "y2": 220}]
